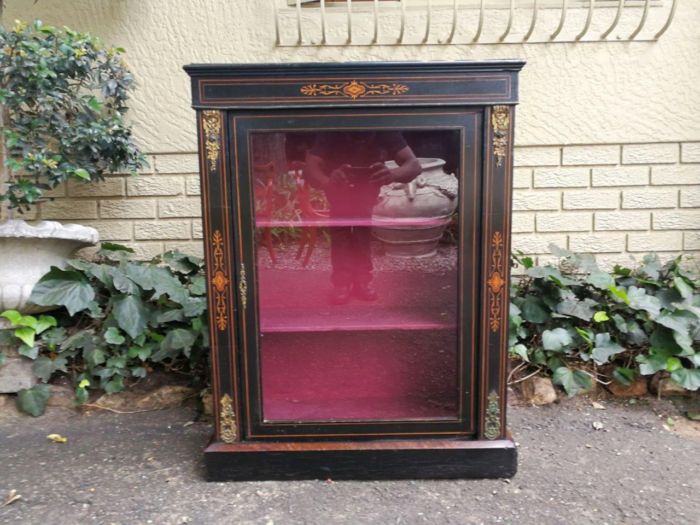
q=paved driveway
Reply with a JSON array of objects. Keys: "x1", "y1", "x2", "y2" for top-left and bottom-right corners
[{"x1": 1, "y1": 396, "x2": 698, "y2": 524}]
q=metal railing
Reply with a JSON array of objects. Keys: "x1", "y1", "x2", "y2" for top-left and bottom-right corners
[{"x1": 274, "y1": 0, "x2": 678, "y2": 46}]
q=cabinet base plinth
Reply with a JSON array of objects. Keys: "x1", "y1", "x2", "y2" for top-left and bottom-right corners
[{"x1": 205, "y1": 436, "x2": 517, "y2": 481}]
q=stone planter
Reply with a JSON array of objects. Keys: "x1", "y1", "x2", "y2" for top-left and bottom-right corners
[
  {"x1": 0, "y1": 220, "x2": 99, "y2": 394},
  {"x1": 0, "y1": 220, "x2": 99, "y2": 313},
  {"x1": 372, "y1": 158, "x2": 458, "y2": 257}
]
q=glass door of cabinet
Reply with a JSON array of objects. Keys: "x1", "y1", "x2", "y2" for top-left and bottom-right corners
[{"x1": 232, "y1": 109, "x2": 481, "y2": 439}]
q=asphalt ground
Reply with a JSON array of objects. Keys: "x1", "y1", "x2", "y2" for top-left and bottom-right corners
[{"x1": 1, "y1": 395, "x2": 699, "y2": 525}]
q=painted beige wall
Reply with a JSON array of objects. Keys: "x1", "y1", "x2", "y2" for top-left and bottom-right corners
[
  {"x1": 5, "y1": 0, "x2": 700, "y2": 263},
  {"x1": 7, "y1": 0, "x2": 700, "y2": 152}
]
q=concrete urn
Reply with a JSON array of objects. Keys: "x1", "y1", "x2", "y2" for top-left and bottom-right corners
[
  {"x1": 0, "y1": 220, "x2": 99, "y2": 313},
  {"x1": 0, "y1": 220, "x2": 99, "y2": 393},
  {"x1": 372, "y1": 158, "x2": 458, "y2": 257}
]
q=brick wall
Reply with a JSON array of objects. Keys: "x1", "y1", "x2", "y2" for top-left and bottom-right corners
[
  {"x1": 29, "y1": 142, "x2": 700, "y2": 266},
  {"x1": 513, "y1": 141, "x2": 700, "y2": 268}
]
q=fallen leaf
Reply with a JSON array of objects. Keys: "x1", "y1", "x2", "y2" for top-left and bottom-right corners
[
  {"x1": 687, "y1": 412, "x2": 700, "y2": 421},
  {"x1": 591, "y1": 401, "x2": 606, "y2": 410},
  {"x1": 3, "y1": 490, "x2": 21, "y2": 506},
  {"x1": 47, "y1": 433, "x2": 68, "y2": 443},
  {"x1": 666, "y1": 417, "x2": 675, "y2": 427},
  {"x1": 592, "y1": 421, "x2": 604, "y2": 431}
]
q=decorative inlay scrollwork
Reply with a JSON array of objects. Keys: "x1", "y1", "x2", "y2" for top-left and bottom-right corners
[
  {"x1": 484, "y1": 390, "x2": 502, "y2": 440},
  {"x1": 239, "y1": 263, "x2": 248, "y2": 311},
  {"x1": 488, "y1": 231, "x2": 505, "y2": 332},
  {"x1": 202, "y1": 110, "x2": 221, "y2": 171},
  {"x1": 492, "y1": 105, "x2": 510, "y2": 168},
  {"x1": 300, "y1": 80, "x2": 409, "y2": 100},
  {"x1": 219, "y1": 393, "x2": 237, "y2": 443},
  {"x1": 211, "y1": 230, "x2": 229, "y2": 331}
]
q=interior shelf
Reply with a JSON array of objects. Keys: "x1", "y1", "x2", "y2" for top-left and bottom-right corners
[
  {"x1": 255, "y1": 217, "x2": 452, "y2": 228},
  {"x1": 260, "y1": 305, "x2": 456, "y2": 333}
]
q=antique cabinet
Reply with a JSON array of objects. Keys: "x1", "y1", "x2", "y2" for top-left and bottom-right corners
[{"x1": 185, "y1": 61, "x2": 523, "y2": 480}]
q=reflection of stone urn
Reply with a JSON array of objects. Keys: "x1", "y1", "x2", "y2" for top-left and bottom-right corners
[{"x1": 372, "y1": 158, "x2": 458, "y2": 257}]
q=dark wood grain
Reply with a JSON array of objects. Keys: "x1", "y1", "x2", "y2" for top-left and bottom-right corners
[
  {"x1": 205, "y1": 438, "x2": 517, "y2": 481},
  {"x1": 186, "y1": 60, "x2": 523, "y2": 480},
  {"x1": 184, "y1": 61, "x2": 524, "y2": 109}
]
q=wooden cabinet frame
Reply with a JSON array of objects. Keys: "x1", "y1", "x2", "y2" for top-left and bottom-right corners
[{"x1": 186, "y1": 61, "x2": 524, "y2": 480}]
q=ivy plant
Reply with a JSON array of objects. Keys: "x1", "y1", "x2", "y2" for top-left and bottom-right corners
[
  {"x1": 509, "y1": 245, "x2": 700, "y2": 396},
  {"x1": 2, "y1": 244, "x2": 209, "y2": 416},
  {"x1": 0, "y1": 19, "x2": 144, "y2": 211}
]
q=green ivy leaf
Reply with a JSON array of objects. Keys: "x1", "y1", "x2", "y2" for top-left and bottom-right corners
[
  {"x1": 557, "y1": 298, "x2": 596, "y2": 322},
  {"x1": 106, "y1": 355, "x2": 127, "y2": 369},
  {"x1": 104, "y1": 375, "x2": 125, "y2": 394},
  {"x1": 608, "y1": 285, "x2": 630, "y2": 305},
  {"x1": 99, "y1": 242, "x2": 135, "y2": 253},
  {"x1": 73, "y1": 168, "x2": 91, "y2": 180},
  {"x1": 666, "y1": 357, "x2": 682, "y2": 372},
  {"x1": 521, "y1": 296, "x2": 549, "y2": 324},
  {"x1": 111, "y1": 268, "x2": 141, "y2": 295},
  {"x1": 190, "y1": 275, "x2": 207, "y2": 296},
  {"x1": 591, "y1": 333, "x2": 625, "y2": 365},
  {"x1": 0, "y1": 310, "x2": 22, "y2": 325},
  {"x1": 587, "y1": 271, "x2": 614, "y2": 290},
  {"x1": 16, "y1": 384, "x2": 51, "y2": 417},
  {"x1": 32, "y1": 356, "x2": 67, "y2": 382},
  {"x1": 113, "y1": 295, "x2": 148, "y2": 339},
  {"x1": 83, "y1": 347, "x2": 106, "y2": 367},
  {"x1": 29, "y1": 267, "x2": 95, "y2": 315},
  {"x1": 650, "y1": 328, "x2": 683, "y2": 355},
  {"x1": 613, "y1": 367, "x2": 636, "y2": 386},
  {"x1": 156, "y1": 309, "x2": 185, "y2": 324},
  {"x1": 104, "y1": 327, "x2": 126, "y2": 345},
  {"x1": 18, "y1": 344, "x2": 38, "y2": 360},
  {"x1": 637, "y1": 347, "x2": 674, "y2": 376},
  {"x1": 14, "y1": 327, "x2": 36, "y2": 348},
  {"x1": 510, "y1": 344, "x2": 529, "y2": 362},
  {"x1": 655, "y1": 311, "x2": 696, "y2": 354},
  {"x1": 670, "y1": 368, "x2": 700, "y2": 391},
  {"x1": 542, "y1": 328, "x2": 573, "y2": 352},
  {"x1": 552, "y1": 367, "x2": 593, "y2": 397},
  {"x1": 75, "y1": 384, "x2": 89, "y2": 404},
  {"x1": 127, "y1": 345, "x2": 152, "y2": 360},
  {"x1": 35, "y1": 315, "x2": 57, "y2": 334},
  {"x1": 520, "y1": 256, "x2": 534, "y2": 269},
  {"x1": 593, "y1": 311, "x2": 610, "y2": 323},
  {"x1": 87, "y1": 96, "x2": 102, "y2": 111},
  {"x1": 527, "y1": 265, "x2": 578, "y2": 286},
  {"x1": 183, "y1": 297, "x2": 206, "y2": 317},
  {"x1": 673, "y1": 276, "x2": 693, "y2": 300},
  {"x1": 627, "y1": 286, "x2": 662, "y2": 318},
  {"x1": 152, "y1": 328, "x2": 196, "y2": 362}
]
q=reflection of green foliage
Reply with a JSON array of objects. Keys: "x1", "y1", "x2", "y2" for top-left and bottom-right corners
[
  {"x1": 509, "y1": 246, "x2": 700, "y2": 396},
  {"x1": 255, "y1": 170, "x2": 329, "y2": 244}
]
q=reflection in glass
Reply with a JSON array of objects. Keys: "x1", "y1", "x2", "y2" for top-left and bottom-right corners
[{"x1": 252, "y1": 130, "x2": 461, "y2": 422}]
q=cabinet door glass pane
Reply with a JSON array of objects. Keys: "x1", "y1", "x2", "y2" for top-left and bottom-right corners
[{"x1": 252, "y1": 130, "x2": 462, "y2": 422}]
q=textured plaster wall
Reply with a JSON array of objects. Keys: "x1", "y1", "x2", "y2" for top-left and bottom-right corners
[
  {"x1": 5, "y1": 1, "x2": 700, "y2": 262},
  {"x1": 7, "y1": 0, "x2": 700, "y2": 152}
]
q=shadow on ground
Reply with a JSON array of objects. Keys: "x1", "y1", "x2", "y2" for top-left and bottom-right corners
[{"x1": 1, "y1": 396, "x2": 699, "y2": 524}]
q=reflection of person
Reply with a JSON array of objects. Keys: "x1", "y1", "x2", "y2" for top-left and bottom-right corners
[{"x1": 304, "y1": 131, "x2": 421, "y2": 305}]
